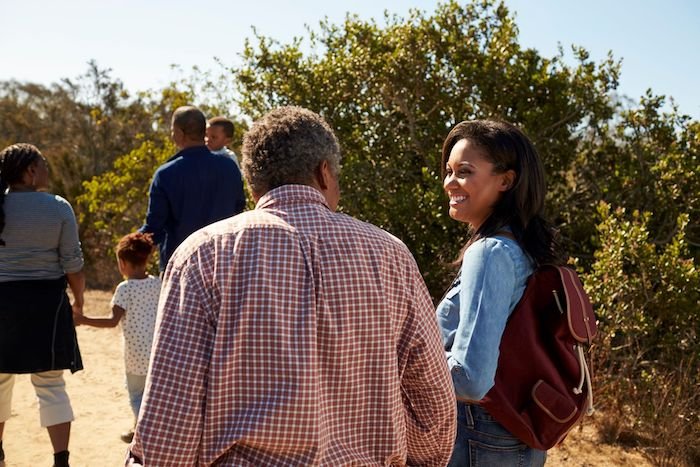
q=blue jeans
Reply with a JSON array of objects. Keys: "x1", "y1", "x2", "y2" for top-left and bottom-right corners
[
  {"x1": 448, "y1": 402, "x2": 546, "y2": 467},
  {"x1": 125, "y1": 373, "x2": 147, "y2": 418}
]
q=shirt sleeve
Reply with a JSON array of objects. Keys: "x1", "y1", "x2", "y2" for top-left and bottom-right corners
[
  {"x1": 447, "y1": 239, "x2": 516, "y2": 400},
  {"x1": 56, "y1": 196, "x2": 84, "y2": 273},
  {"x1": 111, "y1": 281, "x2": 130, "y2": 310},
  {"x1": 400, "y1": 255, "x2": 457, "y2": 467},
  {"x1": 128, "y1": 243, "x2": 217, "y2": 465},
  {"x1": 139, "y1": 171, "x2": 169, "y2": 245}
]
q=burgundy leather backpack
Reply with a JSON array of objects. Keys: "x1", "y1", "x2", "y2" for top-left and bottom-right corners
[{"x1": 480, "y1": 265, "x2": 597, "y2": 450}]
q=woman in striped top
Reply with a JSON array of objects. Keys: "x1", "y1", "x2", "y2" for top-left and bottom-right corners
[{"x1": 0, "y1": 143, "x2": 85, "y2": 467}]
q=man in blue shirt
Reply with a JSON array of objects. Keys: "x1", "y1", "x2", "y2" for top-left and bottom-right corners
[{"x1": 140, "y1": 106, "x2": 245, "y2": 271}]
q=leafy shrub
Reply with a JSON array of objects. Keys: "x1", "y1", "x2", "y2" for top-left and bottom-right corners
[
  {"x1": 584, "y1": 203, "x2": 699, "y2": 465},
  {"x1": 77, "y1": 139, "x2": 174, "y2": 287},
  {"x1": 235, "y1": 0, "x2": 619, "y2": 298}
]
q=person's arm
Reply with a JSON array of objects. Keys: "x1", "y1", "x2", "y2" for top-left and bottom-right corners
[
  {"x1": 66, "y1": 270, "x2": 85, "y2": 316},
  {"x1": 56, "y1": 197, "x2": 86, "y2": 315},
  {"x1": 401, "y1": 256, "x2": 457, "y2": 467},
  {"x1": 447, "y1": 240, "x2": 516, "y2": 400},
  {"x1": 127, "y1": 243, "x2": 217, "y2": 465},
  {"x1": 74, "y1": 304, "x2": 125, "y2": 328},
  {"x1": 139, "y1": 172, "x2": 169, "y2": 246}
]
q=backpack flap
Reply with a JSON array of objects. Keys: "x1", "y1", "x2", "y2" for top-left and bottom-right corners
[{"x1": 558, "y1": 267, "x2": 596, "y2": 344}]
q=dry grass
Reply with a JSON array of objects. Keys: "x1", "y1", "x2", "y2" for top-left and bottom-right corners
[{"x1": 547, "y1": 416, "x2": 651, "y2": 466}]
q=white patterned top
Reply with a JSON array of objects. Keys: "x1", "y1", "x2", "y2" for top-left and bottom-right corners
[{"x1": 111, "y1": 275, "x2": 162, "y2": 375}]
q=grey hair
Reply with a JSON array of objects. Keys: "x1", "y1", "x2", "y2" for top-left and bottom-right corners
[{"x1": 241, "y1": 106, "x2": 341, "y2": 196}]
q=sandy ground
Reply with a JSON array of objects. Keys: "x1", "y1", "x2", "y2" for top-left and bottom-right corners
[{"x1": 1, "y1": 290, "x2": 652, "y2": 466}]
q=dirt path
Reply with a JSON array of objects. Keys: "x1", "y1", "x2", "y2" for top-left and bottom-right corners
[
  {"x1": 1, "y1": 290, "x2": 651, "y2": 466},
  {"x1": 2, "y1": 291, "x2": 131, "y2": 466}
]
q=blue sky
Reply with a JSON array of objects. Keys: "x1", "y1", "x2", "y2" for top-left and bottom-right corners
[{"x1": 1, "y1": 0, "x2": 698, "y2": 119}]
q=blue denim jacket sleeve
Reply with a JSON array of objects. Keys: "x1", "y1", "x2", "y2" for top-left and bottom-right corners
[{"x1": 436, "y1": 237, "x2": 530, "y2": 401}]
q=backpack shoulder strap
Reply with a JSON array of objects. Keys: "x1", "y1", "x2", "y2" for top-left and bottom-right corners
[{"x1": 556, "y1": 266, "x2": 596, "y2": 344}]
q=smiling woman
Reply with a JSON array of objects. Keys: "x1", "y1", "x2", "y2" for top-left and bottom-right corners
[
  {"x1": 444, "y1": 138, "x2": 515, "y2": 229},
  {"x1": 435, "y1": 120, "x2": 563, "y2": 467}
]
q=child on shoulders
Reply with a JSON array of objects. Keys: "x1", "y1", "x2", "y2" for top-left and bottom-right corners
[{"x1": 206, "y1": 115, "x2": 241, "y2": 169}]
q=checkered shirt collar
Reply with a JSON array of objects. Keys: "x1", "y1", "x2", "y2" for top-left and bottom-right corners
[{"x1": 256, "y1": 184, "x2": 331, "y2": 211}]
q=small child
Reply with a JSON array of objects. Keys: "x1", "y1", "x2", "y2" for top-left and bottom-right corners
[
  {"x1": 206, "y1": 115, "x2": 241, "y2": 168},
  {"x1": 74, "y1": 232, "x2": 161, "y2": 443}
]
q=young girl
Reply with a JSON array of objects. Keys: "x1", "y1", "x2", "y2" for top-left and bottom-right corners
[
  {"x1": 436, "y1": 120, "x2": 562, "y2": 466},
  {"x1": 74, "y1": 232, "x2": 161, "y2": 443}
]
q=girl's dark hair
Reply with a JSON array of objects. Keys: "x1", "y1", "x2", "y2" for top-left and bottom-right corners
[
  {"x1": 440, "y1": 120, "x2": 562, "y2": 267},
  {"x1": 116, "y1": 232, "x2": 155, "y2": 266},
  {"x1": 0, "y1": 143, "x2": 43, "y2": 246}
]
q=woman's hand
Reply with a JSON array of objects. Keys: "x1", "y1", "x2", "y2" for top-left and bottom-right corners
[
  {"x1": 66, "y1": 270, "x2": 86, "y2": 317},
  {"x1": 72, "y1": 299, "x2": 84, "y2": 316},
  {"x1": 72, "y1": 310, "x2": 85, "y2": 326}
]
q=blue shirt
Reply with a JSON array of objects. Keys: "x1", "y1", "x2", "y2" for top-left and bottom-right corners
[
  {"x1": 140, "y1": 145, "x2": 246, "y2": 270},
  {"x1": 435, "y1": 235, "x2": 533, "y2": 400}
]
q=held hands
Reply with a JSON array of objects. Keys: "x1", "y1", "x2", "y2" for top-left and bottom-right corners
[
  {"x1": 72, "y1": 298, "x2": 84, "y2": 316},
  {"x1": 72, "y1": 312, "x2": 85, "y2": 326},
  {"x1": 72, "y1": 301, "x2": 85, "y2": 326}
]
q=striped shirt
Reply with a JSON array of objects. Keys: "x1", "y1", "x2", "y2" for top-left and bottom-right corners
[
  {"x1": 129, "y1": 185, "x2": 456, "y2": 466},
  {"x1": 0, "y1": 191, "x2": 83, "y2": 281}
]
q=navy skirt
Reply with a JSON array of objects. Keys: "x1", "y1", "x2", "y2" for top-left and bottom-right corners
[{"x1": 0, "y1": 277, "x2": 83, "y2": 374}]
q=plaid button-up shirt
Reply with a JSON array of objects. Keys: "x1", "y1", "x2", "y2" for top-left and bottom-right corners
[{"x1": 129, "y1": 185, "x2": 456, "y2": 466}]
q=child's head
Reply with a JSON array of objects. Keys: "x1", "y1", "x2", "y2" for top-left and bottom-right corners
[
  {"x1": 116, "y1": 232, "x2": 154, "y2": 276},
  {"x1": 206, "y1": 116, "x2": 235, "y2": 151}
]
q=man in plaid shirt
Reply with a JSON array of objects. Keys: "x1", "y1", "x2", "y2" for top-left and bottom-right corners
[{"x1": 127, "y1": 106, "x2": 456, "y2": 466}]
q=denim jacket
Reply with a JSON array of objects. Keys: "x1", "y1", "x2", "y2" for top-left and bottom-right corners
[{"x1": 436, "y1": 235, "x2": 533, "y2": 401}]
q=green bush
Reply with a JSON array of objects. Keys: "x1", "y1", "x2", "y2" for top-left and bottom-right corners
[
  {"x1": 234, "y1": 0, "x2": 619, "y2": 298},
  {"x1": 583, "y1": 203, "x2": 699, "y2": 465},
  {"x1": 77, "y1": 139, "x2": 174, "y2": 287}
]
